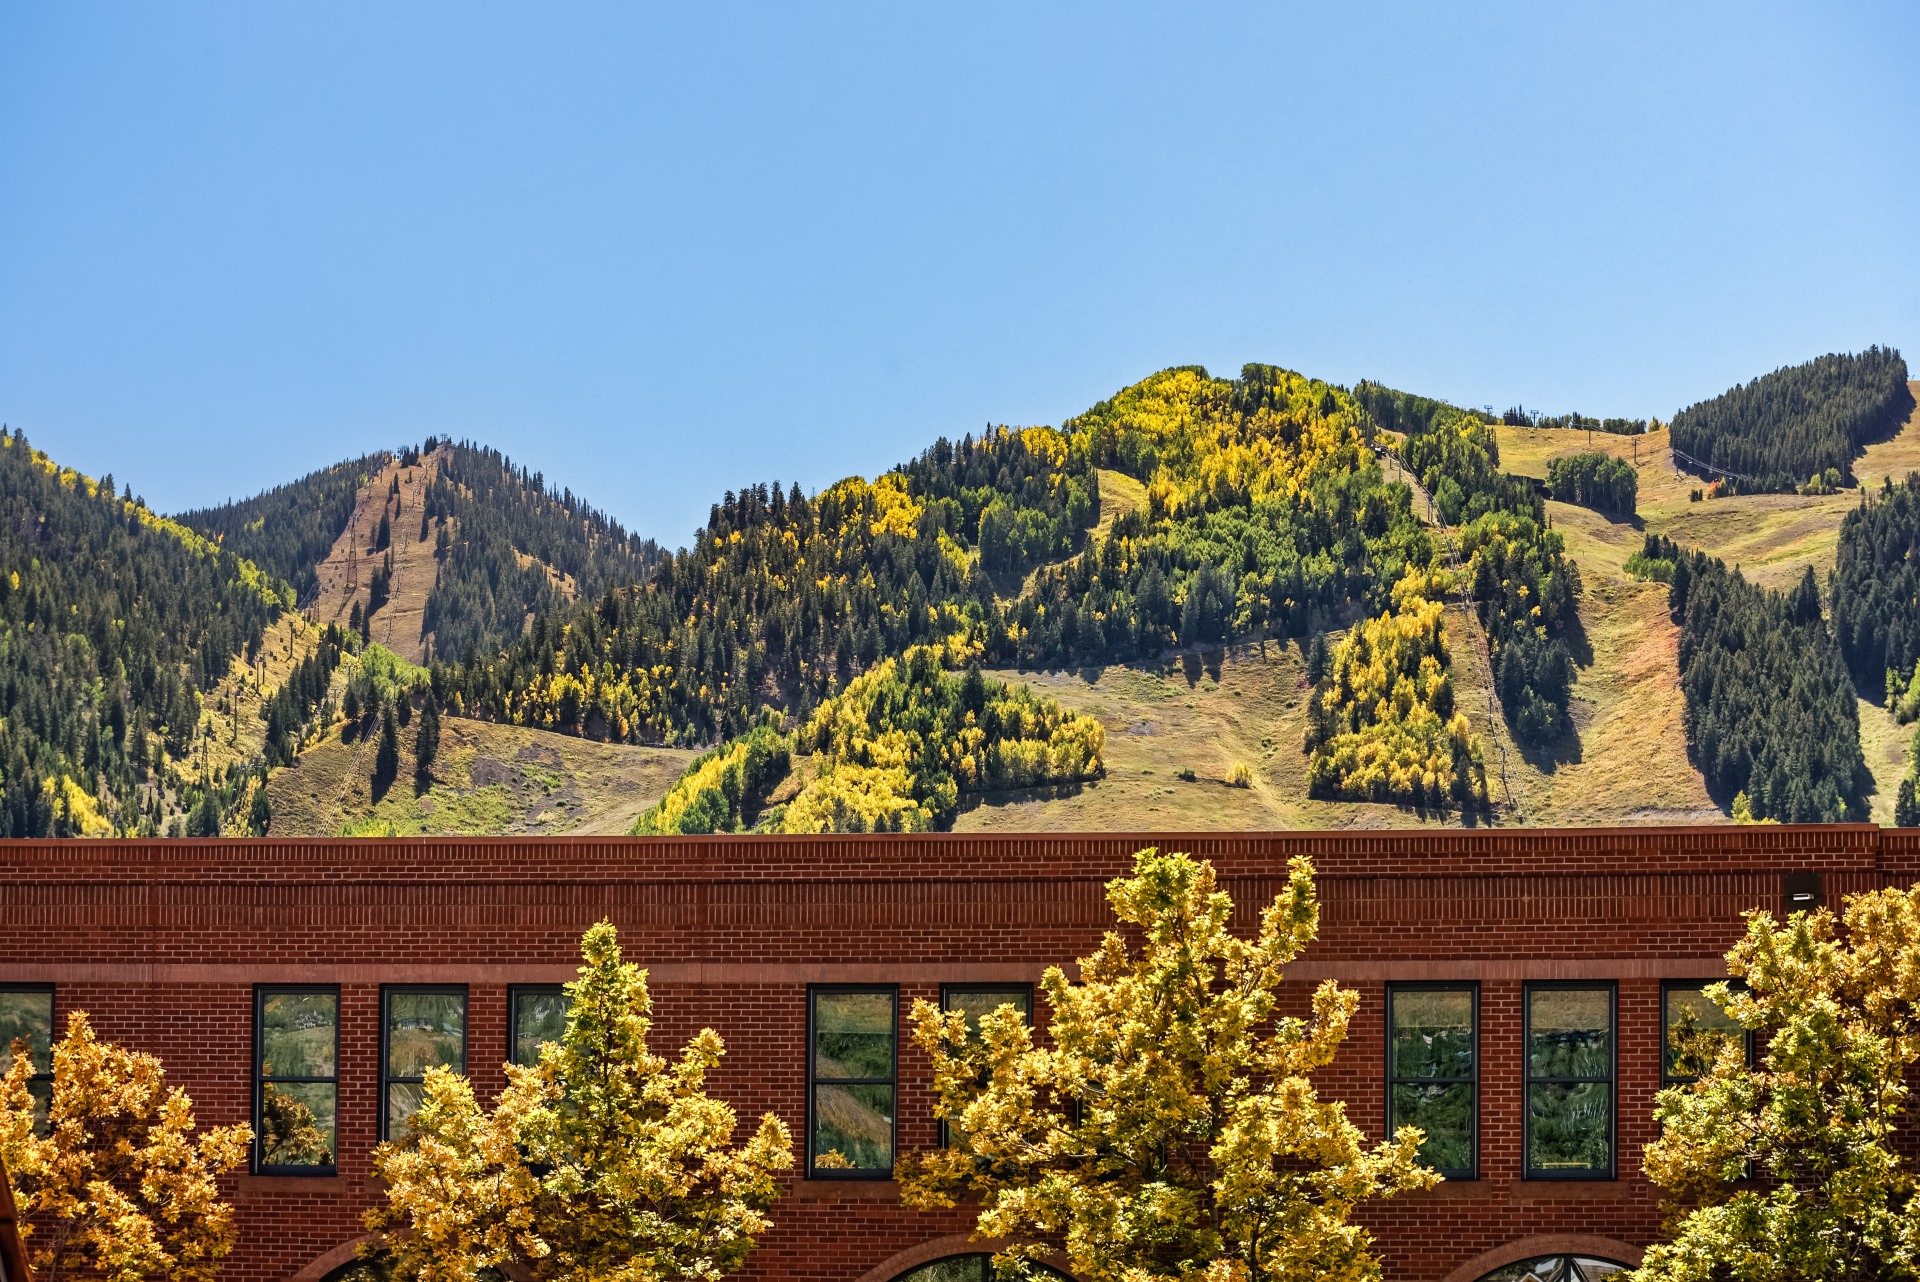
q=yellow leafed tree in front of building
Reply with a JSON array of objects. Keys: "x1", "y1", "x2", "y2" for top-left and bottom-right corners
[
  {"x1": 900, "y1": 848, "x2": 1439, "y2": 1282},
  {"x1": 0, "y1": 1011, "x2": 251, "y2": 1282},
  {"x1": 1633, "y1": 885, "x2": 1920, "y2": 1281},
  {"x1": 362, "y1": 919, "x2": 793, "y2": 1282}
]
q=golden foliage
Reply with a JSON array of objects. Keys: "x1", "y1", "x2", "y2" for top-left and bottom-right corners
[
  {"x1": 900, "y1": 848, "x2": 1437, "y2": 1281},
  {"x1": 0, "y1": 1011, "x2": 251, "y2": 1282},
  {"x1": 1637, "y1": 885, "x2": 1920, "y2": 1279},
  {"x1": 364, "y1": 921, "x2": 792, "y2": 1282},
  {"x1": 1306, "y1": 579, "x2": 1486, "y2": 809}
]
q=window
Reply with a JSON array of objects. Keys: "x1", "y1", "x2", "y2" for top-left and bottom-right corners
[
  {"x1": 509, "y1": 985, "x2": 570, "y2": 1068},
  {"x1": 1524, "y1": 983, "x2": 1615, "y2": 1179},
  {"x1": 381, "y1": 986, "x2": 467, "y2": 1140},
  {"x1": 941, "y1": 984, "x2": 1034, "y2": 1032},
  {"x1": 0, "y1": 985, "x2": 54, "y2": 1134},
  {"x1": 1662, "y1": 982, "x2": 1749, "y2": 1086},
  {"x1": 1475, "y1": 1257, "x2": 1628, "y2": 1282},
  {"x1": 1387, "y1": 984, "x2": 1476, "y2": 1178},
  {"x1": 807, "y1": 985, "x2": 896, "y2": 1177},
  {"x1": 889, "y1": 1256, "x2": 1072, "y2": 1282},
  {"x1": 939, "y1": 985, "x2": 1033, "y2": 1146},
  {"x1": 254, "y1": 986, "x2": 339, "y2": 1174}
]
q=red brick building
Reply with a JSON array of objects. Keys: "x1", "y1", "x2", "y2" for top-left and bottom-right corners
[{"x1": 2, "y1": 825, "x2": 1912, "y2": 1282}]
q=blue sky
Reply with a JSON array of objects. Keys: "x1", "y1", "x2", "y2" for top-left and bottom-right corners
[{"x1": 1, "y1": 3, "x2": 1914, "y2": 545}]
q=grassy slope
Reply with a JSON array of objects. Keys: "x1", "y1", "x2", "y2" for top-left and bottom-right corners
[
  {"x1": 195, "y1": 612, "x2": 325, "y2": 785},
  {"x1": 974, "y1": 389, "x2": 1920, "y2": 832},
  {"x1": 267, "y1": 712, "x2": 694, "y2": 836},
  {"x1": 1490, "y1": 383, "x2": 1920, "y2": 825}
]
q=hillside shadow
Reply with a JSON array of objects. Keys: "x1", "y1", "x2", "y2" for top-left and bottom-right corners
[
  {"x1": 1562, "y1": 602, "x2": 1595, "y2": 669},
  {"x1": 1178, "y1": 649, "x2": 1224, "y2": 684},
  {"x1": 1515, "y1": 715, "x2": 1584, "y2": 775},
  {"x1": 953, "y1": 781, "x2": 1091, "y2": 817}
]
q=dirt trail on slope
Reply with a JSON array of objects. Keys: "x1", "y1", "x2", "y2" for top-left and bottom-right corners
[{"x1": 308, "y1": 446, "x2": 447, "y2": 662}]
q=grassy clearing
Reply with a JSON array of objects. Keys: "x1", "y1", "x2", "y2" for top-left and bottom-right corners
[
  {"x1": 1859, "y1": 698, "x2": 1912, "y2": 826},
  {"x1": 266, "y1": 715, "x2": 694, "y2": 836},
  {"x1": 961, "y1": 644, "x2": 1471, "y2": 832}
]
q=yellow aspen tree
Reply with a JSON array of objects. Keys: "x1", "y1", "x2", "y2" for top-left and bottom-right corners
[
  {"x1": 0, "y1": 1011, "x2": 251, "y2": 1282},
  {"x1": 1635, "y1": 886, "x2": 1920, "y2": 1280},
  {"x1": 901, "y1": 848, "x2": 1438, "y2": 1282},
  {"x1": 363, "y1": 920, "x2": 792, "y2": 1282}
]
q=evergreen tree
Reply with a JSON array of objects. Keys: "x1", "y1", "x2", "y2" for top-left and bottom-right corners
[
  {"x1": 1897, "y1": 726, "x2": 1920, "y2": 828},
  {"x1": 185, "y1": 794, "x2": 221, "y2": 838},
  {"x1": 413, "y1": 701, "x2": 439, "y2": 789},
  {"x1": 1306, "y1": 631, "x2": 1329, "y2": 684},
  {"x1": 247, "y1": 785, "x2": 271, "y2": 836},
  {"x1": 373, "y1": 704, "x2": 400, "y2": 794}
]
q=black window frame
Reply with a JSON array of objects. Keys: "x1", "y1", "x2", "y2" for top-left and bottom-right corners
[
  {"x1": 252, "y1": 983, "x2": 341, "y2": 1177},
  {"x1": 937, "y1": 983, "x2": 1035, "y2": 1148},
  {"x1": 508, "y1": 983, "x2": 569, "y2": 1069},
  {"x1": 1660, "y1": 979, "x2": 1753, "y2": 1089},
  {"x1": 1522, "y1": 980, "x2": 1617, "y2": 1181},
  {"x1": 1385, "y1": 981, "x2": 1478, "y2": 1180},
  {"x1": 805, "y1": 983, "x2": 898, "y2": 1180},
  {"x1": 0, "y1": 983, "x2": 55, "y2": 1134},
  {"x1": 379, "y1": 983, "x2": 468, "y2": 1142}
]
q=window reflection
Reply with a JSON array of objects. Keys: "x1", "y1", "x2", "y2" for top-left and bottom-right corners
[{"x1": 809, "y1": 987, "x2": 896, "y2": 1175}]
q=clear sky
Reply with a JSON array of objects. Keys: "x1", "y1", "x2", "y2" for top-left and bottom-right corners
[{"x1": 2, "y1": 3, "x2": 1914, "y2": 545}]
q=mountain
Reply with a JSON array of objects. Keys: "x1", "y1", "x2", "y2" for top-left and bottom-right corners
[
  {"x1": 181, "y1": 439, "x2": 664, "y2": 664},
  {"x1": 6, "y1": 350, "x2": 1917, "y2": 838}
]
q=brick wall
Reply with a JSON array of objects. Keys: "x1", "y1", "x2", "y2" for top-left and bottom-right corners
[{"x1": 0, "y1": 825, "x2": 1902, "y2": 1282}]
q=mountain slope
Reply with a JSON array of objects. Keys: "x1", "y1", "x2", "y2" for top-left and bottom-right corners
[
  {"x1": 0, "y1": 429, "x2": 289, "y2": 835},
  {"x1": 442, "y1": 365, "x2": 1433, "y2": 749}
]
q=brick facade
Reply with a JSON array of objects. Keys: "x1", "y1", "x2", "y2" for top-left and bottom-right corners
[{"x1": 4, "y1": 825, "x2": 1917, "y2": 1282}]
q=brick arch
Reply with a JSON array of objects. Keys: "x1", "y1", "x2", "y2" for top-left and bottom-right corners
[
  {"x1": 851, "y1": 1235, "x2": 1080, "y2": 1282},
  {"x1": 852, "y1": 1236, "x2": 994, "y2": 1282},
  {"x1": 1439, "y1": 1234, "x2": 1645, "y2": 1282},
  {"x1": 285, "y1": 1234, "x2": 373, "y2": 1282}
]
